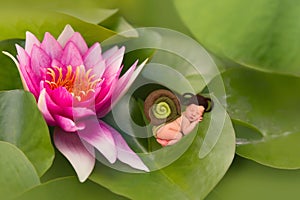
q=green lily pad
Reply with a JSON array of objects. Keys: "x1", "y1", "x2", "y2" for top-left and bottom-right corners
[
  {"x1": 174, "y1": 0, "x2": 300, "y2": 75},
  {"x1": 0, "y1": 141, "x2": 40, "y2": 200},
  {"x1": 40, "y1": 149, "x2": 77, "y2": 182},
  {"x1": 95, "y1": 0, "x2": 192, "y2": 34},
  {"x1": 217, "y1": 67, "x2": 300, "y2": 168},
  {"x1": 99, "y1": 26, "x2": 221, "y2": 95},
  {"x1": 58, "y1": 7, "x2": 138, "y2": 38},
  {"x1": 0, "y1": 10, "x2": 118, "y2": 45},
  {"x1": 101, "y1": 26, "x2": 227, "y2": 167},
  {"x1": 206, "y1": 156, "x2": 300, "y2": 200},
  {"x1": 15, "y1": 177, "x2": 128, "y2": 200},
  {"x1": 90, "y1": 98, "x2": 235, "y2": 200},
  {"x1": 0, "y1": 90, "x2": 54, "y2": 176}
]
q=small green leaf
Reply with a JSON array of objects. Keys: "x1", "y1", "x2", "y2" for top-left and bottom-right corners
[
  {"x1": 206, "y1": 156, "x2": 300, "y2": 200},
  {"x1": 0, "y1": 90, "x2": 54, "y2": 176},
  {"x1": 174, "y1": 0, "x2": 300, "y2": 76},
  {"x1": 15, "y1": 177, "x2": 128, "y2": 200},
  {"x1": 0, "y1": 141, "x2": 40, "y2": 200},
  {"x1": 216, "y1": 67, "x2": 300, "y2": 168}
]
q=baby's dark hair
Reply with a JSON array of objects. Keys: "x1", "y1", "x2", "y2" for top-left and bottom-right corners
[{"x1": 180, "y1": 93, "x2": 213, "y2": 112}]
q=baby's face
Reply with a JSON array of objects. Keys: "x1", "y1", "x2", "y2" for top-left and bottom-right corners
[{"x1": 185, "y1": 104, "x2": 205, "y2": 122}]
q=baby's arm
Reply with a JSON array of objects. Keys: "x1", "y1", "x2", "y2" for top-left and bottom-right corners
[
  {"x1": 165, "y1": 132, "x2": 183, "y2": 146},
  {"x1": 156, "y1": 122, "x2": 181, "y2": 140},
  {"x1": 181, "y1": 116, "x2": 200, "y2": 135}
]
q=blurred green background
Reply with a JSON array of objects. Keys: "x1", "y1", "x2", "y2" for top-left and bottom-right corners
[{"x1": 1, "y1": 0, "x2": 300, "y2": 199}]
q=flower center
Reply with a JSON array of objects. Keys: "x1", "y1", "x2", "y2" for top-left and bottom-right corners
[{"x1": 45, "y1": 65, "x2": 101, "y2": 101}]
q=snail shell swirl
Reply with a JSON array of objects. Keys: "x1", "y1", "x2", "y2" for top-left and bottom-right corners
[{"x1": 144, "y1": 89, "x2": 181, "y2": 126}]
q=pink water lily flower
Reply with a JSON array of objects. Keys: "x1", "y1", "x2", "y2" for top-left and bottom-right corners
[{"x1": 4, "y1": 25, "x2": 149, "y2": 182}]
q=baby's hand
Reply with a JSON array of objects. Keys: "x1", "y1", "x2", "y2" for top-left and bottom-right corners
[{"x1": 198, "y1": 116, "x2": 203, "y2": 122}]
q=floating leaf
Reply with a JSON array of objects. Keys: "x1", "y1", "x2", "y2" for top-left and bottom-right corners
[
  {"x1": 0, "y1": 90, "x2": 54, "y2": 176},
  {"x1": 174, "y1": 0, "x2": 300, "y2": 75},
  {"x1": 95, "y1": 0, "x2": 191, "y2": 34},
  {"x1": 0, "y1": 141, "x2": 40, "y2": 200},
  {"x1": 40, "y1": 149, "x2": 77, "y2": 182},
  {"x1": 206, "y1": 156, "x2": 300, "y2": 200},
  {"x1": 58, "y1": 7, "x2": 138, "y2": 38},
  {"x1": 216, "y1": 67, "x2": 300, "y2": 168},
  {"x1": 100, "y1": 26, "x2": 220, "y2": 94},
  {"x1": 90, "y1": 99, "x2": 235, "y2": 200},
  {"x1": 16, "y1": 177, "x2": 128, "y2": 200},
  {"x1": 0, "y1": 10, "x2": 118, "y2": 45}
]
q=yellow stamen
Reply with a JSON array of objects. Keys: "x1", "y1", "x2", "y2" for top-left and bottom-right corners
[{"x1": 46, "y1": 65, "x2": 101, "y2": 101}]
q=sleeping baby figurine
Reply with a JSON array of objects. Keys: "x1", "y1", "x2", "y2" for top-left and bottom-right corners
[{"x1": 144, "y1": 90, "x2": 212, "y2": 147}]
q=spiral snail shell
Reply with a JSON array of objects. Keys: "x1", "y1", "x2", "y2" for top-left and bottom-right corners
[{"x1": 144, "y1": 89, "x2": 181, "y2": 126}]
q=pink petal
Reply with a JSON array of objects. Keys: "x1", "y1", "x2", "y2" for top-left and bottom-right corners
[
  {"x1": 30, "y1": 45, "x2": 51, "y2": 76},
  {"x1": 25, "y1": 31, "x2": 41, "y2": 54},
  {"x1": 51, "y1": 59, "x2": 63, "y2": 68},
  {"x1": 103, "y1": 47, "x2": 125, "y2": 78},
  {"x1": 54, "y1": 127, "x2": 95, "y2": 182},
  {"x1": 97, "y1": 60, "x2": 147, "y2": 117},
  {"x1": 11, "y1": 46, "x2": 38, "y2": 95},
  {"x1": 37, "y1": 88, "x2": 56, "y2": 126},
  {"x1": 57, "y1": 25, "x2": 75, "y2": 48},
  {"x1": 92, "y1": 60, "x2": 106, "y2": 78},
  {"x1": 16, "y1": 44, "x2": 30, "y2": 67},
  {"x1": 15, "y1": 46, "x2": 41, "y2": 97},
  {"x1": 99, "y1": 121, "x2": 149, "y2": 172},
  {"x1": 53, "y1": 114, "x2": 85, "y2": 132},
  {"x1": 72, "y1": 107, "x2": 96, "y2": 119},
  {"x1": 95, "y1": 69, "x2": 121, "y2": 116},
  {"x1": 102, "y1": 46, "x2": 118, "y2": 60},
  {"x1": 112, "y1": 60, "x2": 147, "y2": 105},
  {"x1": 43, "y1": 88, "x2": 69, "y2": 117},
  {"x1": 95, "y1": 80, "x2": 113, "y2": 103},
  {"x1": 83, "y1": 43, "x2": 102, "y2": 69},
  {"x1": 47, "y1": 87, "x2": 73, "y2": 107},
  {"x1": 44, "y1": 88, "x2": 73, "y2": 118},
  {"x1": 95, "y1": 72, "x2": 118, "y2": 104},
  {"x1": 69, "y1": 32, "x2": 88, "y2": 55},
  {"x1": 77, "y1": 118, "x2": 117, "y2": 163},
  {"x1": 61, "y1": 41, "x2": 83, "y2": 67},
  {"x1": 111, "y1": 61, "x2": 136, "y2": 102},
  {"x1": 95, "y1": 77, "x2": 118, "y2": 115},
  {"x1": 105, "y1": 46, "x2": 125, "y2": 67},
  {"x1": 44, "y1": 87, "x2": 96, "y2": 122},
  {"x1": 41, "y1": 32, "x2": 63, "y2": 60},
  {"x1": 73, "y1": 87, "x2": 100, "y2": 108}
]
